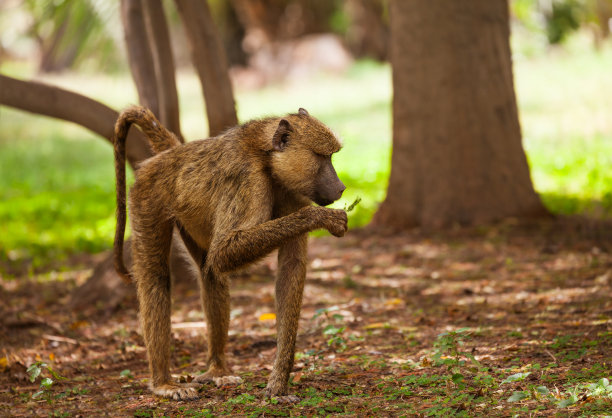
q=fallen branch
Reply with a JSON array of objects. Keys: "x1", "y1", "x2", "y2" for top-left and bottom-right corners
[
  {"x1": 42, "y1": 334, "x2": 78, "y2": 345},
  {"x1": 172, "y1": 321, "x2": 207, "y2": 329}
]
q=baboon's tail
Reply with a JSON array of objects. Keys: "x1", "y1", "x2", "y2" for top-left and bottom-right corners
[{"x1": 113, "y1": 106, "x2": 182, "y2": 282}]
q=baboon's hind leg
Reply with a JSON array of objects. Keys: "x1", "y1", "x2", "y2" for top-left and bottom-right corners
[{"x1": 132, "y1": 218, "x2": 198, "y2": 400}]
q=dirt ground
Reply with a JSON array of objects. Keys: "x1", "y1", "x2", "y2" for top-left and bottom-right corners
[{"x1": 1, "y1": 217, "x2": 611, "y2": 417}]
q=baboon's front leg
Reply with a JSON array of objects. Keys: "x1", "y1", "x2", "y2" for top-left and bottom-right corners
[
  {"x1": 265, "y1": 234, "x2": 308, "y2": 401},
  {"x1": 194, "y1": 267, "x2": 242, "y2": 386},
  {"x1": 209, "y1": 206, "x2": 346, "y2": 274}
]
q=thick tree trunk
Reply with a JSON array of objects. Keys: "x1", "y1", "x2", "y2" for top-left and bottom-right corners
[
  {"x1": 0, "y1": 74, "x2": 152, "y2": 166},
  {"x1": 120, "y1": 0, "x2": 160, "y2": 116},
  {"x1": 174, "y1": 0, "x2": 237, "y2": 136},
  {"x1": 142, "y1": 0, "x2": 183, "y2": 140},
  {"x1": 373, "y1": 0, "x2": 548, "y2": 230}
]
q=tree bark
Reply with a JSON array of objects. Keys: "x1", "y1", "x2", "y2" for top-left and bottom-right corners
[
  {"x1": 0, "y1": 74, "x2": 152, "y2": 166},
  {"x1": 597, "y1": 0, "x2": 611, "y2": 38},
  {"x1": 142, "y1": 0, "x2": 183, "y2": 140},
  {"x1": 373, "y1": 0, "x2": 548, "y2": 230},
  {"x1": 69, "y1": 231, "x2": 197, "y2": 312},
  {"x1": 38, "y1": 16, "x2": 71, "y2": 73},
  {"x1": 174, "y1": 0, "x2": 237, "y2": 136},
  {"x1": 120, "y1": 0, "x2": 160, "y2": 116},
  {"x1": 345, "y1": 0, "x2": 389, "y2": 60}
]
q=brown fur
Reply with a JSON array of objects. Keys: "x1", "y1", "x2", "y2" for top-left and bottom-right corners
[
  {"x1": 113, "y1": 106, "x2": 347, "y2": 400},
  {"x1": 113, "y1": 106, "x2": 182, "y2": 282}
]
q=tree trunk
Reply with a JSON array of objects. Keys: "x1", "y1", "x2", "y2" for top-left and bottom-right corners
[
  {"x1": 2, "y1": 1, "x2": 238, "y2": 310},
  {"x1": 120, "y1": 0, "x2": 160, "y2": 116},
  {"x1": 38, "y1": 17, "x2": 71, "y2": 73},
  {"x1": 597, "y1": 0, "x2": 611, "y2": 38},
  {"x1": 344, "y1": 0, "x2": 389, "y2": 60},
  {"x1": 70, "y1": 231, "x2": 197, "y2": 312},
  {"x1": 142, "y1": 0, "x2": 183, "y2": 140},
  {"x1": 0, "y1": 74, "x2": 152, "y2": 166},
  {"x1": 209, "y1": 1, "x2": 247, "y2": 66},
  {"x1": 174, "y1": 0, "x2": 237, "y2": 136},
  {"x1": 373, "y1": 0, "x2": 548, "y2": 230}
]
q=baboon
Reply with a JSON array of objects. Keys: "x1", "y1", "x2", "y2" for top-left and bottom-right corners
[{"x1": 113, "y1": 106, "x2": 347, "y2": 401}]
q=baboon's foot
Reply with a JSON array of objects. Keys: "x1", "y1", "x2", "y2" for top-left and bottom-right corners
[
  {"x1": 212, "y1": 375, "x2": 243, "y2": 386},
  {"x1": 264, "y1": 379, "x2": 293, "y2": 401},
  {"x1": 194, "y1": 368, "x2": 243, "y2": 386},
  {"x1": 151, "y1": 383, "x2": 199, "y2": 400}
]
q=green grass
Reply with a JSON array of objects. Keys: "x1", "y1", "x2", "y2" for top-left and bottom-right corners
[
  {"x1": 0, "y1": 113, "x2": 123, "y2": 271},
  {"x1": 1, "y1": 34, "x2": 611, "y2": 272},
  {"x1": 516, "y1": 33, "x2": 612, "y2": 215}
]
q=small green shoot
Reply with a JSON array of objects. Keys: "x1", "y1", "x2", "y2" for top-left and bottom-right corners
[
  {"x1": 323, "y1": 325, "x2": 347, "y2": 351},
  {"x1": 501, "y1": 372, "x2": 531, "y2": 385},
  {"x1": 344, "y1": 196, "x2": 362, "y2": 213},
  {"x1": 508, "y1": 390, "x2": 529, "y2": 402},
  {"x1": 226, "y1": 393, "x2": 256, "y2": 405},
  {"x1": 432, "y1": 328, "x2": 480, "y2": 371},
  {"x1": 27, "y1": 361, "x2": 65, "y2": 403}
]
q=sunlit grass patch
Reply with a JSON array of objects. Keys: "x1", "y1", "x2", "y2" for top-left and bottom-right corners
[{"x1": 0, "y1": 112, "x2": 128, "y2": 272}]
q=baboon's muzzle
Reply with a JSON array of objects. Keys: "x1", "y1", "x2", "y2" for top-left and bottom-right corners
[{"x1": 314, "y1": 178, "x2": 346, "y2": 206}]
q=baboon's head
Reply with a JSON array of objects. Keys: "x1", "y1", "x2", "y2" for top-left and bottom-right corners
[{"x1": 270, "y1": 108, "x2": 345, "y2": 206}]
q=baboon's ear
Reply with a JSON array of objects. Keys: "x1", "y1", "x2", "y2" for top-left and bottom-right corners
[
  {"x1": 298, "y1": 108, "x2": 309, "y2": 116},
  {"x1": 272, "y1": 119, "x2": 293, "y2": 151}
]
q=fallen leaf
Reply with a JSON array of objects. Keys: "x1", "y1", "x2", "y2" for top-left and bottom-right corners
[
  {"x1": 292, "y1": 372, "x2": 303, "y2": 383},
  {"x1": 70, "y1": 320, "x2": 89, "y2": 330},
  {"x1": 258, "y1": 313, "x2": 276, "y2": 321},
  {"x1": 507, "y1": 391, "x2": 529, "y2": 402},
  {"x1": 364, "y1": 322, "x2": 395, "y2": 330},
  {"x1": 384, "y1": 298, "x2": 404, "y2": 306}
]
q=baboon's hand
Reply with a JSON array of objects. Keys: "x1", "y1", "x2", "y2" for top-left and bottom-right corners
[{"x1": 319, "y1": 207, "x2": 348, "y2": 237}]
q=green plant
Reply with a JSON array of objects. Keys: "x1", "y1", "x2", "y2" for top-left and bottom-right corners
[
  {"x1": 133, "y1": 409, "x2": 156, "y2": 418},
  {"x1": 501, "y1": 372, "x2": 531, "y2": 385},
  {"x1": 226, "y1": 393, "x2": 256, "y2": 405},
  {"x1": 26, "y1": 361, "x2": 65, "y2": 402},
  {"x1": 323, "y1": 325, "x2": 347, "y2": 351},
  {"x1": 432, "y1": 328, "x2": 480, "y2": 388},
  {"x1": 177, "y1": 408, "x2": 215, "y2": 418},
  {"x1": 586, "y1": 377, "x2": 612, "y2": 397},
  {"x1": 313, "y1": 308, "x2": 352, "y2": 352},
  {"x1": 296, "y1": 348, "x2": 324, "y2": 372},
  {"x1": 55, "y1": 386, "x2": 89, "y2": 399},
  {"x1": 298, "y1": 387, "x2": 325, "y2": 407}
]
